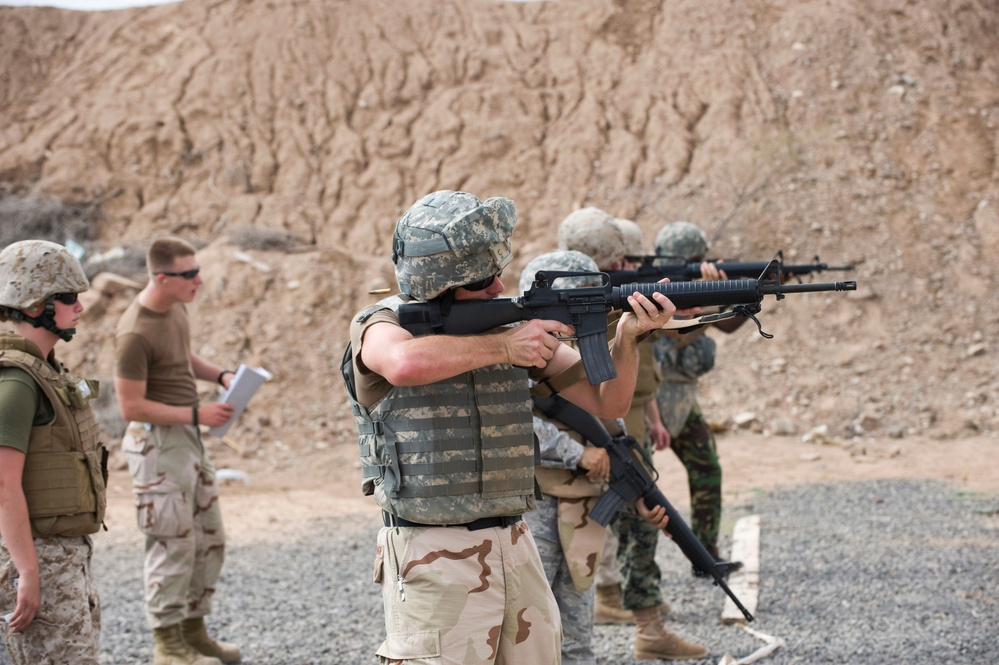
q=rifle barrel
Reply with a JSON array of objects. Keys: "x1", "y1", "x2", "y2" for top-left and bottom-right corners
[{"x1": 615, "y1": 278, "x2": 856, "y2": 311}]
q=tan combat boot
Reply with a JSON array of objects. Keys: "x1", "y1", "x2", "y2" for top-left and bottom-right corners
[
  {"x1": 595, "y1": 583, "x2": 671, "y2": 624},
  {"x1": 153, "y1": 624, "x2": 223, "y2": 665},
  {"x1": 632, "y1": 607, "x2": 708, "y2": 661},
  {"x1": 181, "y1": 617, "x2": 242, "y2": 664},
  {"x1": 594, "y1": 583, "x2": 635, "y2": 624}
]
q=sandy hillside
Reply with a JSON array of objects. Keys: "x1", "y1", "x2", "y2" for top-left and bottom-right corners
[{"x1": 1, "y1": 0, "x2": 997, "y2": 495}]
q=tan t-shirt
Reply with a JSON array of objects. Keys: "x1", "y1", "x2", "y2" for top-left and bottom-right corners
[{"x1": 114, "y1": 300, "x2": 198, "y2": 407}]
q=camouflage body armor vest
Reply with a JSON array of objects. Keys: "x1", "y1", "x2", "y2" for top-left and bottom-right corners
[
  {"x1": 0, "y1": 333, "x2": 107, "y2": 538},
  {"x1": 342, "y1": 298, "x2": 536, "y2": 524}
]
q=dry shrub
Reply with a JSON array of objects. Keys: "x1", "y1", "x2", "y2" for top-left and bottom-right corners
[{"x1": 0, "y1": 188, "x2": 101, "y2": 249}]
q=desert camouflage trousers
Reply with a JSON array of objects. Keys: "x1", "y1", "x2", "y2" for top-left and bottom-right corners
[
  {"x1": 527, "y1": 494, "x2": 608, "y2": 665},
  {"x1": 669, "y1": 403, "x2": 722, "y2": 556},
  {"x1": 0, "y1": 536, "x2": 100, "y2": 664},
  {"x1": 594, "y1": 519, "x2": 622, "y2": 587},
  {"x1": 373, "y1": 519, "x2": 562, "y2": 664},
  {"x1": 122, "y1": 421, "x2": 226, "y2": 628}
]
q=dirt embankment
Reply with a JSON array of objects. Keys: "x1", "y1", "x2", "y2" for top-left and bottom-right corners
[{"x1": 1, "y1": 0, "x2": 997, "y2": 492}]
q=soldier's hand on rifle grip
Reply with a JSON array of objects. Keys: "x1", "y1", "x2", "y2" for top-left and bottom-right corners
[
  {"x1": 501, "y1": 319, "x2": 573, "y2": 369},
  {"x1": 578, "y1": 446, "x2": 610, "y2": 481},
  {"x1": 636, "y1": 498, "x2": 669, "y2": 530}
]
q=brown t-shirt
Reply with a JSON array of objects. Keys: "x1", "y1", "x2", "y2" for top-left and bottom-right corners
[
  {"x1": 348, "y1": 306, "x2": 546, "y2": 409},
  {"x1": 348, "y1": 308, "x2": 400, "y2": 409},
  {"x1": 114, "y1": 300, "x2": 198, "y2": 407}
]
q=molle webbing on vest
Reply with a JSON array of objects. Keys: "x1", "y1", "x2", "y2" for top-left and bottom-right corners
[
  {"x1": 0, "y1": 335, "x2": 107, "y2": 537},
  {"x1": 341, "y1": 298, "x2": 536, "y2": 523}
]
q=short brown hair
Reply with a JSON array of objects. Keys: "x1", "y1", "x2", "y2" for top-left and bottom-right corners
[{"x1": 147, "y1": 236, "x2": 196, "y2": 274}]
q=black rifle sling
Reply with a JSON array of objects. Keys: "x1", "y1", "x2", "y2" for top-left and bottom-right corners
[{"x1": 531, "y1": 393, "x2": 612, "y2": 447}]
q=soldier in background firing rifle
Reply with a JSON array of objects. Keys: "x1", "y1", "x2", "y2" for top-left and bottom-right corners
[{"x1": 649, "y1": 221, "x2": 750, "y2": 570}]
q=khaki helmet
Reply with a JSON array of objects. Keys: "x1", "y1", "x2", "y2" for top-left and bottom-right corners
[
  {"x1": 0, "y1": 240, "x2": 89, "y2": 309},
  {"x1": 392, "y1": 190, "x2": 516, "y2": 301},
  {"x1": 518, "y1": 250, "x2": 601, "y2": 294},
  {"x1": 654, "y1": 221, "x2": 709, "y2": 263},
  {"x1": 614, "y1": 218, "x2": 645, "y2": 257},
  {"x1": 556, "y1": 207, "x2": 625, "y2": 269}
]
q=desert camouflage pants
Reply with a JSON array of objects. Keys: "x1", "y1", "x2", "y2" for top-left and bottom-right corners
[
  {"x1": 122, "y1": 421, "x2": 226, "y2": 629},
  {"x1": 374, "y1": 519, "x2": 562, "y2": 664},
  {"x1": 669, "y1": 403, "x2": 722, "y2": 556},
  {"x1": 0, "y1": 536, "x2": 100, "y2": 664},
  {"x1": 527, "y1": 494, "x2": 608, "y2": 665},
  {"x1": 594, "y1": 519, "x2": 622, "y2": 587}
]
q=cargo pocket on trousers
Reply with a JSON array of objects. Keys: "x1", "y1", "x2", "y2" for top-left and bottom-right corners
[
  {"x1": 134, "y1": 491, "x2": 193, "y2": 539},
  {"x1": 375, "y1": 631, "x2": 441, "y2": 661},
  {"x1": 121, "y1": 423, "x2": 157, "y2": 484}
]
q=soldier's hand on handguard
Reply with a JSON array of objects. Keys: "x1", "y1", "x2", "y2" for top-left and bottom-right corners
[
  {"x1": 699, "y1": 260, "x2": 728, "y2": 281},
  {"x1": 501, "y1": 319, "x2": 575, "y2": 369},
  {"x1": 619, "y1": 279, "x2": 700, "y2": 338},
  {"x1": 578, "y1": 447, "x2": 610, "y2": 481},
  {"x1": 199, "y1": 402, "x2": 236, "y2": 428},
  {"x1": 618, "y1": 289, "x2": 677, "y2": 340},
  {"x1": 635, "y1": 498, "x2": 669, "y2": 529}
]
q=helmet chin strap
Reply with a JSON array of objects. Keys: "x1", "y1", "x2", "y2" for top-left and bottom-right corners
[{"x1": 7, "y1": 298, "x2": 76, "y2": 342}]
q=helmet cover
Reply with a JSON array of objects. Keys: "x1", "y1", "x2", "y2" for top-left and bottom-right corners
[
  {"x1": 614, "y1": 218, "x2": 646, "y2": 256},
  {"x1": 0, "y1": 240, "x2": 89, "y2": 309},
  {"x1": 518, "y1": 249, "x2": 601, "y2": 293},
  {"x1": 654, "y1": 221, "x2": 710, "y2": 263},
  {"x1": 392, "y1": 190, "x2": 516, "y2": 301},
  {"x1": 556, "y1": 207, "x2": 626, "y2": 269}
]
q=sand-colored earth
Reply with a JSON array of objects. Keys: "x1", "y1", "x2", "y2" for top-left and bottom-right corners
[
  {"x1": 1, "y1": 0, "x2": 998, "y2": 542},
  {"x1": 99, "y1": 430, "x2": 998, "y2": 547}
]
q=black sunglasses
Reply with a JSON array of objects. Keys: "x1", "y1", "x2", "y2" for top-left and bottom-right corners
[
  {"x1": 156, "y1": 267, "x2": 201, "y2": 280},
  {"x1": 461, "y1": 274, "x2": 497, "y2": 291},
  {"x1": 52, "y1": 293, "x2": 79, "y2": 305}
]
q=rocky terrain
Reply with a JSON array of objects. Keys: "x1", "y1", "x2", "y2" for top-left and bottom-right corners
[{"x1": 1, "y1": 0, "x2": 997, "y2": 487}]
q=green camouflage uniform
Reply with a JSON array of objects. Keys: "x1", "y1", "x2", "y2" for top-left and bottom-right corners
[
  {"x1": 615, "y1": 340, "x2": 669, "y2": 609},
  {"x1": 653, "y1": 331, "x2": 722, "y2": 556}
]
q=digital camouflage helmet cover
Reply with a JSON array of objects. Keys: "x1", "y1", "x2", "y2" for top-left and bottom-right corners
[
  {"x1": 654, "y1": 221, "x2": 710, "y2": 263},
  {"x1": 518, "y1": 249, "x2": 602, "y2": 294},
  {"x1": 392, "y1": 190, "x2": 516, "y2": 301}
]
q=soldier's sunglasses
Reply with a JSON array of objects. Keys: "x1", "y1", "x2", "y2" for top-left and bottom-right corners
[
  {"x1": 53, "y1": 293, "x2": 79, "y2": 305},
  {"x1": 461, "y1": 274, "x2": 497, "y2": 291},
  {"x1": 156, "y1": 267, "x2": 201, "y2": 279}
]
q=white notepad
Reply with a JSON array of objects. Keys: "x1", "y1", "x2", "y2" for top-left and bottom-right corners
[{"x1": 207, "y1": 364, "x2": 271, "y2": 437}]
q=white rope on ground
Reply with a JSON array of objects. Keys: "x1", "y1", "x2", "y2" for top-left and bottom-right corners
[{"x1": 716, "y1": 625, "x2": 787, "y2": 665}]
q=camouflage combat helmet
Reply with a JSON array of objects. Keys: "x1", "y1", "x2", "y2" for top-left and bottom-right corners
[
  {"x1": 614, "y1": 218, "x2": 645, "y2": 257},
  {"x1": 654, "y1": 221, "x2": 709, "y2": 263},
  {"x1": 0, "y1": 239, "x2": 89, "y2": 341},
  {"x1": 392, "y1": 190, "x2": 517, "y2": 301},
  {"x1": 518, "y1": 249, "x2": 602, "y2": 294},
  {"x1": 556, "y1": 207, "x2": 626, "y2": 270}
]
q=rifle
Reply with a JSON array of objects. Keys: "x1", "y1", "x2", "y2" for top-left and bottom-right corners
[
  {"x1": 532, "y1": 392, "x2": 754, "y2": 622},
  {"x1": 609, "y1": 251, "x2": 854, "y2": 286},
  {"x1": 398, "y1": 257, "x2": 856, "y2": 384}
]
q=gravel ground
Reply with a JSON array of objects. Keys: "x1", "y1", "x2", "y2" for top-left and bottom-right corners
[{"x1": 3, "y1": 478, "x2": 996, "y2": 664}]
